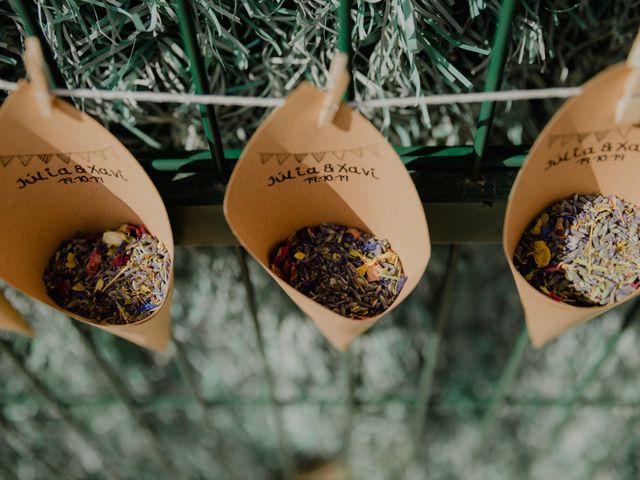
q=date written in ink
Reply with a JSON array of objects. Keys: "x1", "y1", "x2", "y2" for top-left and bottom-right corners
[{"x1": 16, "y1": 164, "x2": 128, "y2": 189}]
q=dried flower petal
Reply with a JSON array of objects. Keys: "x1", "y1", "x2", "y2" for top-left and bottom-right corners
[
  {"x1": 514, "y1": 194, "x2": 640, "y2": 307},
  {"x1": 532, "y1": 241, "x2": 551, "y2": 267},
  {"x1": 43, "y1": 224, "x2": 171, "y2": 325},
  {"x1": 270, "y1": 224, "x2": 406, "y2": 319},
  {"x1": 102, "y1": 231, "x2": 128, "y2": 247}
]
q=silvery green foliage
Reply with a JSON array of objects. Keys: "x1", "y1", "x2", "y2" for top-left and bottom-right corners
[{"x1": 0, "y1": 1, "x2": 638, "y2": 149}]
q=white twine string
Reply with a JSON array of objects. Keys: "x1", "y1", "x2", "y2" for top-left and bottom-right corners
[{"x1": 0, "y1": 78, "x2": 582, "y2": 108}]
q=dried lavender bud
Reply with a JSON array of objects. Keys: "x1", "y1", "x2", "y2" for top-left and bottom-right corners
[
  {"x1": 514, "y1": 194, "x2": 640, "y2": 306},
  {"x1": 270, "y1": 223, "x2": 406, "y2": 319},
  {"x1": 43, "y1": 224, "x2": 171, "y2": 325}
]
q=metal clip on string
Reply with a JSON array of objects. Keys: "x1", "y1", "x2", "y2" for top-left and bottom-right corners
[
  {"x1": 616, "y1": 30, "x2": 640, "y2": 125},
  {"x1": 317, "y1": 52, "x2": 350, "y2": 128},
  {"x1": 22, "y1": 36, "x2": 52, "y2": 118}
]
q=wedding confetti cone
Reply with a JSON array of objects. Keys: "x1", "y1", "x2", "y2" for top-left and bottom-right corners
[
  {"x1": 0, "y1": 81, "x2": 173, "y2": 352},
  {"x1": 0, "y1": 289, "x2": 33, "y2": 337},
  {"x1": 503, "y1": 63, "x2": 640, "y2": 348},
  {"x1": 224, "y1": 82, "x2": 430, "y2": 350}
]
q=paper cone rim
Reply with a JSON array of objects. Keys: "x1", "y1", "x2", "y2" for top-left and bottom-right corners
[{"x1": 503, "y1": 62, "x2": 638, "y2": 346}]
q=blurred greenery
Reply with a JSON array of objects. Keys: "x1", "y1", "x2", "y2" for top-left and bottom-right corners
[
  {"x1": 1, "y1": 1, "x2": 638, "y2": 149},
  {"x1": 1, "y1": 1, "x2": 640, "y2": 479},
  {"x1": 2, "y1": 246, "x2": 639, "y2": 479}
]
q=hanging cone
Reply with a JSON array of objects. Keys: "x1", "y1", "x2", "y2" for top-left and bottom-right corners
[
  {"x1": 0, "y1": 82, "x2": 174, "y2": 352},
  {"x1": 224, "y1": 82, "x2": 430, "y2": 350},
  {"x1": 503, "y1": 63, "x2": 640, "y2": 348},
  {"x1": 0, "y1": 289, "x2": 33, "y2": 336}
]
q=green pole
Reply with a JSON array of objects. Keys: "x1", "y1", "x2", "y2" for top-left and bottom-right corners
[
  {"x1": 174, "y1": 0, "x2": 228, "y2": 180},
  {"x1": 338, "y1": 0, "x2": 354, "y2": 101},
  {"x1": 472, "y1": 0, "x2": 519, "y2": 178}
]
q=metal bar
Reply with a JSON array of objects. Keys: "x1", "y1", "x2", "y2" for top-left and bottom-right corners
[
  {"x1": 411, "y1": 245, "x2": 460, "y2": 446},
  {"x1": 388, "y1": 246, "x2": 460, "y2": 479},
  {"x1": 7, "y1": 390, "x2": 640, "y2": 409},
  {"x1": 172, "y1": 336, "x2": 235, "y2": 478},
  {"x1": 0, "y1": 340, "x2": 115, "y2": 479},
  {"x1": 337, "y1": 1, "x2": 356, "y2": 473},
  {"x1": 174, "y1": 0, "x2": 228, "y2": 180},
  {"x1": 172, "y1": 0, "x2": 280, "y2": 472},
  {"x1": 236, "y1": 247, "x2": 298, "y2": 480},
  {"x1": 69, "y1": 323, "x2": 181, "y2": 479},
  {"x1": 471, "y1": 0, "x2": 519, "y2": 178},
  {"x1": 338, "y1": 0, "x2": 354, "y2": 101},
  {"x1": 546, "y1": 299, "x2": 640, "y2": 446},
  {"x1": 481, "y1": 326, "x2": 528, "y2": 429},
  {"x1": 340, "y1": 349, "x2": 355, "y2": 471},
  {"x1": 174, "y1": 0, "x2": 292, "y2": 475},
  {"x1": 142, "y1": 144, "x2": 528, "y2": 170},
  {"x1": 139, "y1": 145, "x2": 526, "y2": 245},
  {"x1": 9, "y1": 0, "x2": 67, "y2": 89}
]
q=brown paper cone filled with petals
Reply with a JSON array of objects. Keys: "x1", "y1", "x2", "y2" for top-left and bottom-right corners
[
  {"x1": 224, "y1": 82, "x2": 430, "y2": 350},
  {"x1": 503, "y1": 64, "x2": 640, "y2": 348},
  {"x1": 0, "y1": 289, "x2": 33, "y2": 337},
  {"x1": 0, "y1": 82, "x2": 173, "y2": 352}
]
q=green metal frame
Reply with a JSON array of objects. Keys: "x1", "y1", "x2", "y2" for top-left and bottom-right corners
[{"x1": 4, "y1": 0, "x2": 638, "y2": 478}]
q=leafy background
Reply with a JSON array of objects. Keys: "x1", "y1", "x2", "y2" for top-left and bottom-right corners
[{"x1": 1, "y1": 1, "x2": 640, "y2": 479}]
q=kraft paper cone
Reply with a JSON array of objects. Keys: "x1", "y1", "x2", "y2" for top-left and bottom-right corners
[
  {"x1": 224, "y1": 82, "x2": 430, "y2": 350},
  {"x1": 503, "y1": 63, "x2": 640, "y2": 348},
  {"x1": 0, "y1": 289, "x2": 33, "y2": 337},
  {"x1": 0, "y1": 81, "x2": 173, "y2": 352}
]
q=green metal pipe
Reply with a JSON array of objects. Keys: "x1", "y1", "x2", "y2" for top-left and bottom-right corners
[
  {"x1": 338, "y1": 0, "x2": 354, "y2": 101},
  {"x1": 236, "y1": 247, "x2": 298, "y2": 480},
  {"x1": 6, "y1": 392, "x2": 640, "y2": 410},
  {"x1": 387, "y1": 246, "x2": 460, "y2": 478},
  {"x1": 481, "y1": 326, "x2": 528, "y2": 430},
  {"x1": 172, "y1": 336, "x2": 235, "y2": 478},
  {"x1": 340, "y1": 349, "x2": 356, "y2": 471},
  {"x1": 337, "y1": 3, "x2": 355, "y2": 471},
  {"x1": 174, "y1": 0, "x2": 228, "y2": 180},
  {"x1": 411, "y1": 245, "x2": 460, "y2": 447},
  {"x1": 69, "y1": 324, "x2": 182, "y2": 479},
  {"x1": 471, "y1": 0, "x2": 519, "y2": 178}
]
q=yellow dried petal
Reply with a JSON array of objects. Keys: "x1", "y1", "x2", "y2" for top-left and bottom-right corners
[
  {"x1": 294, "y1": 252, "x2": 305, "y2": 260},
  {"x1": 530, "y1": 212, "x2": 550, "y2": 235},
  {"x1": 356, "y1": 263, "x2": 368, "y2": 277},
  {"x1": 65, "y1": 253, "x2": 76, "y2": 269},
  {"x1": 72, "y1": 283, "x2": 85, "y2": 292},
  {"x1": 532, "y1": 241, "x2": 551, "y2": 268},
  {"x1": 95, "y1": 278, "x2": 104, "y2": 292}
]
